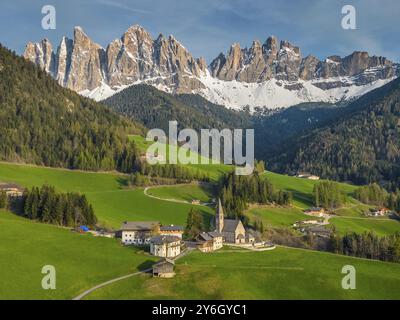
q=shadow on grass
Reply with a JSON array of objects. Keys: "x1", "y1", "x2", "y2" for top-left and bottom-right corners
[
  {"x1": 116, "y1": 176, "x2": 129, "y2": 189},
  {"x1": 137, "y1": 260, "x2": 158, "y2": 272},
  {"x1": 285, "y1": 188, "x2": 313, "y2": 206}
]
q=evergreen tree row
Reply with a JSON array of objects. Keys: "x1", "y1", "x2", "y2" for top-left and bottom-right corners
[
  {"x1": 218, "y1": 171, "x2": 292, "y2": 221},
  {"x1": 23, "y1": 185, "x2": 97, "y2": 227},
  {"x1": 328, "y1": 231, "x2": 400, "y2": 263},
  {"x1": 313, "y1": 181, "x2": 346, "y2": 209}
]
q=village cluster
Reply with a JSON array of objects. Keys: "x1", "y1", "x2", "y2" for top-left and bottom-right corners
[{"x1": 119, "y1": 200, "x2": 256, "y2": 258}]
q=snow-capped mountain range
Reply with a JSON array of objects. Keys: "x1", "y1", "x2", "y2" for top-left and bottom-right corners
[{"x1": 24, "y1": 24, "x2": 399, "y2": 110}]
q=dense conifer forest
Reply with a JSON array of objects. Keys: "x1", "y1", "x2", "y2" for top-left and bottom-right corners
[
  {"x1": 268, "y1": 77, "x2": 400, "y2": 191},
  {"x1": 103, "y1": 84, "x2": 251, "y2": 132},
  {"x1": 218, "y1": 171, "x2": 292, "y2": 222},
  {"x1": 0, "y1": 44, "x2": 144, "y2": 172},
  {"x1": 23, "y1": 185, "x2": 97, "y2": 227}
]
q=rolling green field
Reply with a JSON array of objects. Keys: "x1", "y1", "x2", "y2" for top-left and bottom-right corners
[
  {"x1": 330, "y1": 216, "x2": 400, "y2": 236},
  {"x1": 0, "y1": 162, "x2": 213, "y2": 228},
  {"x1": 86, "y1": 246, "x2": 400, "y2": 300},
  {"x1": 247, "y1": 206, "x2": 311, "y2": 228},
  {"x1": 0, "y1": 210, "x2": 157, "y2": 300},
  {"x1": 1, "y1": 161, "x2": 400, "y2": 300},
  {"x1": 263, "y1": 171, "x2": 359, "y2": 210},
  {"x1": 129, "y1": 135, "x2": 232, "y2": 181},
  {"x1": 147, "y1": 183, "x2": 215, "y2": 203}
]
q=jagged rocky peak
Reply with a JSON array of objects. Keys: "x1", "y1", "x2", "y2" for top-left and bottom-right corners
[
  {"x1": 24, "y1": 38, "x2": 55, "y2": 75},
  {"x1": 24, "y1": 24, "x2": 206, "y2": 93},
  {"x1": 24, "y1": 27, "x2": 399, "y2": 109},
  {"x1": 209, "y1": 36, "x2": 398, "y2": 84},
  {"x1": 55, "y1": 36, "x2": 73, "y2": 86}
]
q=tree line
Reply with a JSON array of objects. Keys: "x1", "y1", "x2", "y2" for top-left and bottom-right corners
[
  {"x1": 23, "y1": 185, "x2": 97, "y2": 227},
  {"x1": 218, "y1": 171, "x2": 292, "y2": 222},
  {"x1": 313, "y1": 181, "x2": 346, "y2": 209},
  {"x1": 355, "y1": 183, "x2": 400, "y2": 214},
  {"x1": 328, "y1": 231, "x2": 400, "y2": 263}
]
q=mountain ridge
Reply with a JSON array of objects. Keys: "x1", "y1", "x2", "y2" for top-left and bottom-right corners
[{"x1": 24, "y1": 24, "x2": 399, "y2": 110}]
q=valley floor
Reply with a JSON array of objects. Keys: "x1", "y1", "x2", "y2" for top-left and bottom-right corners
[{"x1": 1, "y1": 162, "x2": 400, "y2": 299}]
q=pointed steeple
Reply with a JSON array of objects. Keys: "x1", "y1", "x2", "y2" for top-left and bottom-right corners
[{"x1": 216, "y1": 198, "x2": 224, "y2": 233}]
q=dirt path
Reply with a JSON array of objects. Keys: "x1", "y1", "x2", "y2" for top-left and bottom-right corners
[
  {"x1": 72, "y1": 269, "x2": 152, "y2": 300},
  {"x1": 72, "y1": 247, "x2": 195, "y2": 300},
  {"x1": 144, "y1": 185, "x2": 211, "y2": 207}
]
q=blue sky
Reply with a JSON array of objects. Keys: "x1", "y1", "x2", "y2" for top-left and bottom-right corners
[{"x1": 1, "y1": 0, "x2": 399, "y2": 63}]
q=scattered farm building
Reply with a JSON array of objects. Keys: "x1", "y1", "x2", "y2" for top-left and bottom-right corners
[
  {"x1": 0, "y1": 183, "x2": 24, "y2": 197},
  {"x1": 296, "y1": 172, "x2": 320, "y2": 180},
  {"x1": 370, "y1": 207, "x2": 391, "y2": 217},
  {"x1": 304, "y1": 207, "x2": 326, "y2": 217},
  {"x1": 152, "y1": 259, "x2": 175, "y2": 278}
]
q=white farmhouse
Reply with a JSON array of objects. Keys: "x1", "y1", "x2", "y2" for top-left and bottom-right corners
[
  {"x1": 120, "y1": 221, "x2": 160, "y2": 245},
  {"x1": 150, "y1": 235, "x2": 181, "y2": 258}
]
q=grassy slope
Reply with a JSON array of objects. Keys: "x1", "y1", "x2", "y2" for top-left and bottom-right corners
[
  {"x1": 0, "y1": 210, "x2": 157, "y2": 300},
  {"x1": 86, "y1": 246, "x2": 400, "y2": 300},
  {"x1": 330, "y1": 217, "x2": 400, "y2": 236},
  {"x1": 0, "y1": 162, "x2": 213, "y2": 228},
  {"x1": 247, "y1": 206, "x2": 310, "y2": 228},
  {"x1": 147, "y1": 183, "x2": 214, "y2": 203},
  {"x1": 130, "y1": 135, "x2": 232, "y2": 181},
  {"x1": 124, "y1": 168, "x2": 400, "y2": 236}
]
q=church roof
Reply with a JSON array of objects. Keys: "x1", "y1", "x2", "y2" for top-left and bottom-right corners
[{"x1": 222, "y1": 219, "x2": 242, "y2": 233}]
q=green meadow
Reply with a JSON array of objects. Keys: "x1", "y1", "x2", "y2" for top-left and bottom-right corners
[
  {"x1": 0, "y1": 210, "x2": 157, "y2": 300},
  {"x1": 330, "y1": 216, "x2": 400, "y2": 236},
  {"x1": 0, "y1": 162, "x2": 400, "y2": 300},
  {"x1": 86, "y1": 246, "x2": 400, "y2": 300},
  {"x1": 263, "y1": 171, "x2": 359, "y2": 209},
  {"x1": 130, "y1": 134, "x2": 232, "y2": 181},
  {"x1": 0, "y1": 162, "x2": 213, "y2": 228},
  {"x1": 246, "y1": 206, "x2": 310, "y2": 228},
  {"x1": 147, "y1": 183, "x2": 215, "y2": 203}
]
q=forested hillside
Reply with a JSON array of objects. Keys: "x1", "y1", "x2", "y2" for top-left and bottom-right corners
[
  {"x1": 103, "y1": 84, "x2": 251, "y2": 132},
  {"x1": 268, "y1": 77, "x2": 400, "y2": 190},
  {"x1": 0, "y1": 44, "x2": 144, "y2": 172},
  {"x1": 252, "y1": 102, "x2": 347, "y2": 159}
]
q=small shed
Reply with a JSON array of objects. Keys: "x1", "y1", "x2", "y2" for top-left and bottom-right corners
[{"x1": 152, "y1": 259, "x2": 175, "y2": 278}]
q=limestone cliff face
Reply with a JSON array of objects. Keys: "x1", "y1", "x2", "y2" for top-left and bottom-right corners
[
  {"x1": 24, "y1": 39, "x2": 55, "y2": 76},
  {"x1": 24, "y1": 25, "x2": 399, "y2": 108},
  {"x1": 210, "y1": 38, "x2": 398, "y2": 85},
  {"x1": 24, "y1": 25, "x2": 206, "y2": 93}
]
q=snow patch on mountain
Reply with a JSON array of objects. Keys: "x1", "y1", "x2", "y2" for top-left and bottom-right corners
[{"x1": 192, "y1": 71, "x2": 396, "y2": 111}]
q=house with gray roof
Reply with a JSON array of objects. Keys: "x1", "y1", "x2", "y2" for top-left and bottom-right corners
[
  {"x1": 120, "y1": 221, "x2": 160, "y2": 245},
  {"x1": 159, "y1": 225, "x2": 185, "y2": 239},
  {"x1": 196, "y1": 231, "x2": 223, "y2": 252}
]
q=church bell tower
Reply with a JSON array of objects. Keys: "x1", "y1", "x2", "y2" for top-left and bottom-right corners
[{"x1": 216, "y1": 199, "x2": 224, "y2": 233}]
